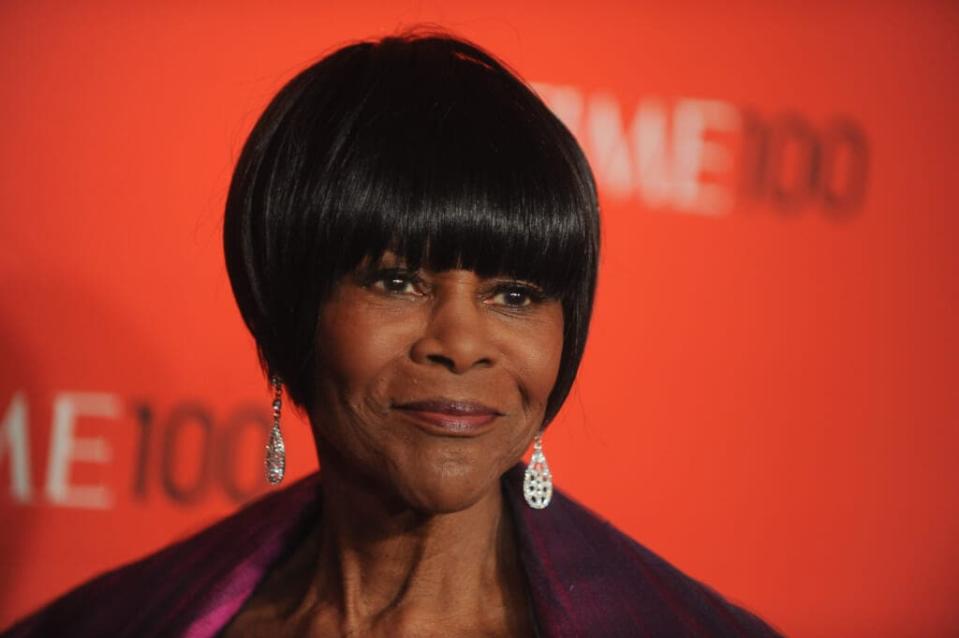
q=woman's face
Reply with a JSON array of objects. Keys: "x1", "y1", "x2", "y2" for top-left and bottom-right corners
[{"x1": 309, "y1": 252, "x2": 564, "y2": 513}]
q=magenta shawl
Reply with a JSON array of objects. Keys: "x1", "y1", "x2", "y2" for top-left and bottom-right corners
[{"x1": 2, "y1": 465, "x2": 782, "y2": 637}]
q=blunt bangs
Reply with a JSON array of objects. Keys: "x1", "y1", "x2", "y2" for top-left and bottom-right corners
[{"x1": 224, "y1": 32, "x2": 599, "y2": 425}]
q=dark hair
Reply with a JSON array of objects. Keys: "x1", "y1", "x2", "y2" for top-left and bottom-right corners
[{"x1": 223, "y1": 31, "x2": 600, "y2": 426}]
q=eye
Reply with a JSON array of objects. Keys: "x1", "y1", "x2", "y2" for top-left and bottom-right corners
[
  {"x1": 487, "y1": 283, "x2": 545, "y2": 308},
  {"x1": 367, "y1": 269, "x2": 425, "y2": 296}
]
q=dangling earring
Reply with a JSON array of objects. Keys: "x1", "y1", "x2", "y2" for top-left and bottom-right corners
[
  {"x1": 265, "y1": 375, "x2": 286, "y2": 485},
  {"x1": 523, "y1": 433, "x2": 552, "y2": 509}
]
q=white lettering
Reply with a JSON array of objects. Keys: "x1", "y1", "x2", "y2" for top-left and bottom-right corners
[
  {"x1": 0, "y1": 392, "x2": 33, "y2": 503},
  {"x1": 670, "y1": 99, "x2": 739, "y2": 214},
  {"x1": 45, "y1": 392, "x2": 119, "y2": 509},
  {"x1": 632, "y1": 99, "x2": 674, "y2": 207},
  {"x1": 587, "y1": 92, "x2": 635, "y2": 199},
  {"x1": 533, "y1": 83, "x2": 740, "y2": 215}
]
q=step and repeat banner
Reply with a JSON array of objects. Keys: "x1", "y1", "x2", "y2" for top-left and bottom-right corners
[{"x1": 1, "y1": 3, "x2": 957, "y2": 636}]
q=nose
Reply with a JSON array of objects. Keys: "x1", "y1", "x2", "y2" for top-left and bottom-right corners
[{"x1": 409, "y1": 290, "x2": 494, "y2": 374}]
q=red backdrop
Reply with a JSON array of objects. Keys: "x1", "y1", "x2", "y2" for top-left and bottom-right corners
[{"x1": 2, "y1": 2, "x2": 958, "y2": 636}]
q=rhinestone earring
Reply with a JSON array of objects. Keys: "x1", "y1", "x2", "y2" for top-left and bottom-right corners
[
  {"x1": 265, "y1": 375, "x2": 286, "y2": 485},
  {"x1": 523, "y1": 433, "x2": 553, "y2": 509}
]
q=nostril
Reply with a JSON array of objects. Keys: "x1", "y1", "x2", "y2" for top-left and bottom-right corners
[{"x1": 426, "y1": 353, "x2": 457, "y2": 371}]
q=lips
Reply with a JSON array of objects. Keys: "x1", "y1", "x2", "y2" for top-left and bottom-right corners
[{"x1": 393, "y1": 399, "x2": 503, "y2": 435}]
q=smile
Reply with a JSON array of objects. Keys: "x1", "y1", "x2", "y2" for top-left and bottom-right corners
[{"x1": 392, "y1": 399, "x2": 503, "y2": 436}]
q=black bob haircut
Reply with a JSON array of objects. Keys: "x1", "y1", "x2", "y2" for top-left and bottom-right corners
[{"x1": 223, "y1": 31, "x2": 600, "y2": 427}]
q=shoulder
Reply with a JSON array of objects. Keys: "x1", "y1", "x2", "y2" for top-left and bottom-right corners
[
  {"x1": 505, "y1": 466, "x2": 783, "y2": 637},
  {"x1": 1, "y1": 473, "x2": 320, "y2": 638}
]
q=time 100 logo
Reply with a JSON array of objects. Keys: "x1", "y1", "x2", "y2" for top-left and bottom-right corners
[{"x1": 0, "y1": 391, "x2": 274, "y2": 509}]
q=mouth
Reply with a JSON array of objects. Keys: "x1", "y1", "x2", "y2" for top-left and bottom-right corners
[{"x1": 392, "y1": 398, "x2": 503, "y2": 436}]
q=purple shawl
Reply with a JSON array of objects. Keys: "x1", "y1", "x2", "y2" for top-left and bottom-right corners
[{"x1": 2, "y1": 465, "x2": 782, "y2": 637}]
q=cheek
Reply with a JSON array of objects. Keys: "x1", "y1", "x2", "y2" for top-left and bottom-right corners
[
  {"x1": 310, "y1": 296, "x2": 419, "y2": 473},
  {"x1": 315, "y1": 298, "x2": 415, "y2": 405},
  {"x1": 503, "y1": 305, "x2": 565, "y2": 416}
]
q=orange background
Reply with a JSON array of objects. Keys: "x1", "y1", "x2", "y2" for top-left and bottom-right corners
[{"x1": 1, "y1": 2, "x2": 958, "y2": 636}]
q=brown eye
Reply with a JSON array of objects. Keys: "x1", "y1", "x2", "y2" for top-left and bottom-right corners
[
  {"x1": 380, "y1": 277, "x2": 413, "y2": 293},
  {"x1": 369, "y1": 270, "x2": 424, "y2": 296},
  {"x1": 488, "y1": 283, "x2": 544, "y2": 308}
]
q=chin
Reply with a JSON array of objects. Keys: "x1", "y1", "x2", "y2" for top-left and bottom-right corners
[{"x1": 394, "y1": 457, "x2": 501, "y2": 515}]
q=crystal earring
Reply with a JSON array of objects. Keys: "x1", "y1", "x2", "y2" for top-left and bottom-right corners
[
  {"x1": 523, "y1": 433, "x2": 553, "y2": 509},
  {"x1": 265, "y1": 375, "x2": 286, "y2": 485}
]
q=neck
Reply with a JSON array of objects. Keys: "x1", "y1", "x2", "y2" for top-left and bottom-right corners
[{"x1": 283, "y1": 462, "x2": 530, "y2": 634}]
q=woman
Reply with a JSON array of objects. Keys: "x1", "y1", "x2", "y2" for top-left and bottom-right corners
[{"x1": 3, "y1": 32, "x2": 782, "y2": 637}]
